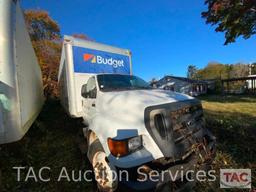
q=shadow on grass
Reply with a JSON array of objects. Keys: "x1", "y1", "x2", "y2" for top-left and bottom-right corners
[
  {"x1": 198, "y1": 94, "x2": 256, "y2": 103},
  {"x1": 0, "y1": 99, "x2": 94, "y2": 192},
  {"x1": 195, "y1": 109, "x2": 256, "y2": 192},
  {"x1": 204, "y1": 109, "x2": 256, "y2": 165}
]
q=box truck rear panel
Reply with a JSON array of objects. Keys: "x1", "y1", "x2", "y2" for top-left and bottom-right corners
[
  {"x1": 15, "y1": 2, "x2": 44, "y2": 129},
  {"x1": 0, "y1": 0, "x2": 44, "y2": 144}
]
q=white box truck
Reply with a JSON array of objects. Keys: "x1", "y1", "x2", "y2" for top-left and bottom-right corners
[
  {"x1": 0, "y1": 0, "x2": 44, "y2": 144},
  {"x1": 58, "y1": 36, "x2": 216, "y2": 191}
]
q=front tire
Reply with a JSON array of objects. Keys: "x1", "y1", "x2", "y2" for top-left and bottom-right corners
[{"x1": 88, "y1": 140, "x2": 118, "y2": 192}]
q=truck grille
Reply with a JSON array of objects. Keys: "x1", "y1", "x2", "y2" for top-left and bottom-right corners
[{"x1": 144, "y1": 99, "x2": 204, "y2": 159}]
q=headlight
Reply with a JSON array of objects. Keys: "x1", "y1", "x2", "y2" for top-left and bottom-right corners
[
  {"x1": 128, "y1": 136, "x2": 142, "y2": 152},
  {"x1": 108, "y1": 136, "x2": 142, "y2": 157}
]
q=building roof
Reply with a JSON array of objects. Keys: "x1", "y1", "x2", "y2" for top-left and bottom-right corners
[{"x1": 161, "y1": 75, "x2": 207, "y2": 84}]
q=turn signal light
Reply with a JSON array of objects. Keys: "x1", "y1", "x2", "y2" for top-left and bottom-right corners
[
  {"x1": 107, "y1": 136, "x2": 142, "y2": 157},
  {"x1": 107, "y1": 138, "x2": 129, "y2": 157}
]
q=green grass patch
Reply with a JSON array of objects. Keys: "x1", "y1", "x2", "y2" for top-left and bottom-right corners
[{"x1": 196, "y1": 95, "x2": 256, "y2": 191}]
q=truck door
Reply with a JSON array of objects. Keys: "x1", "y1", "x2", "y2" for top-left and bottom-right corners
[{"x1": 82, "y1": 76, "x2": 97, "y2": 121}]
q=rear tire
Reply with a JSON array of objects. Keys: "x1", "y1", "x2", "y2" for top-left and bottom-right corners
[{"x1": 88, "y1": 140, "x2": 118, "y2": 192}]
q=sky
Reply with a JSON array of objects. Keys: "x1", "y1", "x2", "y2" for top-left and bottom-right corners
[{"x1": 21, "y1": 0, "x2": 256, "y2": 81}]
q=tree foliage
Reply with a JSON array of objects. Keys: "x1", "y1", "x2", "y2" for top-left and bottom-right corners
[
  {"x1": 187, "y1": 65, "x2": 198, "y2": 79},
  {"x1": 250, "y1": 63, "x2": 256, "y2": 74},
  {"x1": 25, "y1": 10, "x2": 62, "y2": 98},
  {"x1": 24, "y1": 10, "x2": 91, "y2": 98},
  {"x1": 196, "y1": 62, "x2": 250, "y2": 80},
  {"x1": 202, "y1": 0, "x2": 256, "y2": 44},
  {"x1": 196, "y1": 62, "x2": 250, "y2": 92},
  {"x1": 25, "y1": 10, "x2": 61, "y2": 41}
]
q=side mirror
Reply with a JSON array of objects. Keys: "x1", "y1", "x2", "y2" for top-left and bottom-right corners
[{"x1": 81, "y1": 84, "x2": 88, "y2": 98}]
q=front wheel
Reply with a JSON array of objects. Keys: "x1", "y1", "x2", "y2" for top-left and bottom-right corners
[{"x1": 88, "y1": 140, "x2": 118, "y2": 192}]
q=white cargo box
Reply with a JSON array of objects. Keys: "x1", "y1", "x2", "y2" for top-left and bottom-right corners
[
  {"x1": 0, "y1": 0, "x2": 44, "y2": 144},
  {"x1": 58, "y1": 36, "x2": 132, "y2": 118}
]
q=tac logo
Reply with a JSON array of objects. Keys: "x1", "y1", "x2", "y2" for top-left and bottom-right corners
[
  {"x1": 83, "y1": 53, "x2": 96, "y2": 63},
  {"x1": 220, "y1": 169, "x2": 251, "y2": 189}
]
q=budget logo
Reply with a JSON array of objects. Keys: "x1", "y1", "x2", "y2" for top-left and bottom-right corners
[
  {"x1": 220, "y1": 169, "x2": 251, "y2": 189},
  {"x1": 83, "y1": 53, "x2": 96, "y2": 63},
  {"x1": 83, "y1": 53, "x2": 125, "y2": 68}
]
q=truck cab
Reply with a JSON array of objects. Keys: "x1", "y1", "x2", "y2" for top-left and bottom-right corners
[
  {"x1": 82, "y1": 74, "x2": 216, "y2": 192},
  {"x1": 81, "y1": 74, "x2": 151, "y2": 123}
]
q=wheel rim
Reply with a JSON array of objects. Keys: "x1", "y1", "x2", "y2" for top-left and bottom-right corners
[{"x1": 92, "y1": 151, "x2": 118, "y2": 191}]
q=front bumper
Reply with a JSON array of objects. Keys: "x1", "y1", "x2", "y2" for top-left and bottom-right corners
[{"x1": 117, "y1": 138, "x2": 216, "y2": 192}]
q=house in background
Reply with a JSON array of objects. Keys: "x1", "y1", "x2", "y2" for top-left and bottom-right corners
[
  {"x1": 203, "y1": 79, "x2": 216, "y2": 93},
  {"x1": 151, "y1": 75, "x2": 208, "y2": 96},
  {"x1": 247, "y1": 64, "x2": 256, "y2": 90},
  {"x1": 247, "y1": 75, "x2": 256, "y2": 90}
]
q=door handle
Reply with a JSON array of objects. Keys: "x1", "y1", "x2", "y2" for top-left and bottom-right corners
[{"x1": 92, "y1": 103, "x2": 96, "y2": 107}]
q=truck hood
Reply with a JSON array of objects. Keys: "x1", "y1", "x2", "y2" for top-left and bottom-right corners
[
  {"x1": 98, "y1": 89, "x2": 193, "y2": 116},
  {"x1": 99, "y1": 89, "x2": 193, "y2": 107}
]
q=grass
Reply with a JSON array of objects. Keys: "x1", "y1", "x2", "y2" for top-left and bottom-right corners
[
  {"x1": 196, "y1": 95, "x2": 256, "y2": 191},
  {"x1": 0, "y1": 100, "x2": 94, "y2": 192},
  {"x1": 0, "y1": 95, "x2": 255, "y2": 191}
]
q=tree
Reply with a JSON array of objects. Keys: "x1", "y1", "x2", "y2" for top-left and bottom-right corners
[
  {"x1": 24, "y1": 10, "x2": 91, "y2": 98},
  {"x1": 225, "y1": 64, "x2": 233, "y2": 79},
  {"x1": 187, "y1": 65, "x2": 198, "y2": 79},
  {"x1": 196, "y1": 62, "x2": 249, "y2": 80},
  {"x1": 195, "y1": 62, "x2": 251, "y2": 93},
  {"x1": 196, "y1": 62, "x2": 225, "y2": 79},
  {"x1": 25, "y1": 10, "x2": 62, "y2": 98},
  {"x1": 230, "y1": 63, "x2": 249, "y2": 77},
  {"x1": 202, "y1": 0, "x2": 256, "y2": 45},
  {"x1": 25, "y1": 10, "x2": 61, "y2": 41},
  {"x1": 249, "y1": 63, "x2": 256, "y2": 75}
]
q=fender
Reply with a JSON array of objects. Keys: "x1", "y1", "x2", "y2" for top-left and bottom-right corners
[{"x1": 87, "y1": 114, "x2": 164, "y2": 168}]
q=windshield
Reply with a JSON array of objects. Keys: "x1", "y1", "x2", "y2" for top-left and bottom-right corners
[{"x1": 97, "y1": 74, "x2": 152, "y2": 91}]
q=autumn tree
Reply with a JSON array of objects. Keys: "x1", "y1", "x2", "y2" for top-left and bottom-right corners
[
  {"x1": 196, "y1": 62, "x2": 250, "y2": 92},
  {"x1": 230, "y1": 63, "x2": 249, "y2": 77},
  {"x1": 196, "y1": 62, "x2": 225, "y2": 79},
  {"x1": 25, "y1": 10, "x2": 61, "y2": 41},
  {"x1": 196, "y1": 62, "x2": 250, "y2": 80},
  {"x1": 24, "y1": 10, "x2": 91, "y2": 98},
  {"x1": 24, "y1": 10, "x2": 62, "y2": 98},
  {"x1": 202, "y1": 0, "x2": 256, "y2": 44}
]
